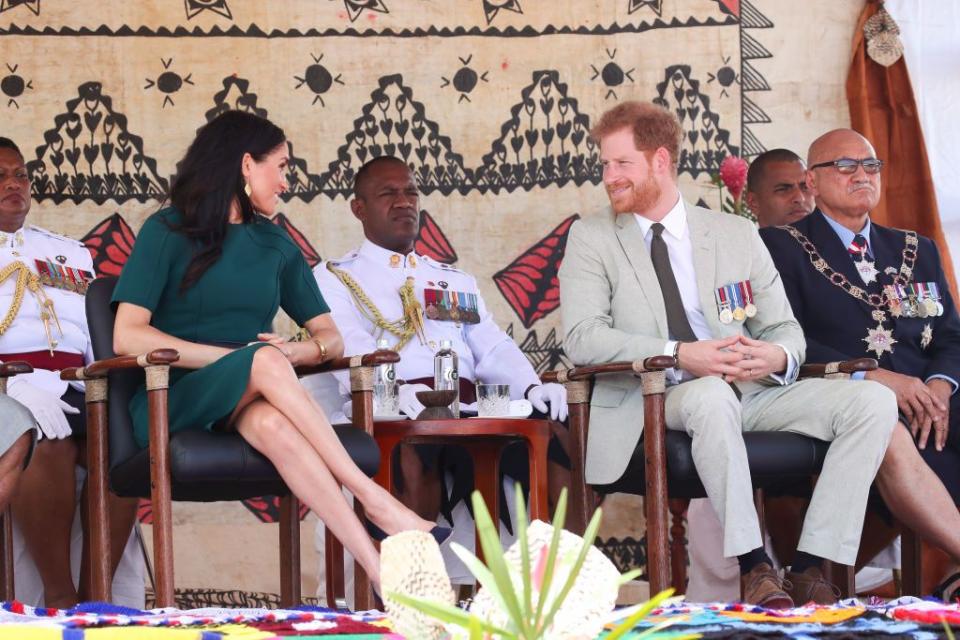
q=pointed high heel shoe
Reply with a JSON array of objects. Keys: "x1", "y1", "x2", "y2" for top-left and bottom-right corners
[
  {"x1": 365, "y1": 521, "x2": 453, "y2": 546},
  {"x1": 430, "y1": 525, "x2": 453, "y2": 546}
]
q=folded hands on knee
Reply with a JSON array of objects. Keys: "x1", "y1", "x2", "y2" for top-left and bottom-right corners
[{"x1": 676, "y1": 335, "x2": 786, "y2": 383}]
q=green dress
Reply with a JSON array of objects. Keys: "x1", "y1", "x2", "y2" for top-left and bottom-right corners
[{"x1": 112, "y1": 207, "x2": 330, "y2": 448}]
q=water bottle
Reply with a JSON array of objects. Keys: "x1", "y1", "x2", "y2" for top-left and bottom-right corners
[
  {"x1": 374, "y1": 338, "x2": 398, "y2": 415},
  {"x1": 433, "y1": 339, "x2": 460, "y2": 417},
  {"x1": 374, "y1": 338, "x2": 395, "y2": 386}
]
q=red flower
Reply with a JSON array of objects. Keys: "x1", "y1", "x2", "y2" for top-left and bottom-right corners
[{"x1": 719, "y1": 155, "x2": 749, "y2": 202}]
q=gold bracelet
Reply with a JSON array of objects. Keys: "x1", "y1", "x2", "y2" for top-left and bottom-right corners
[{"x1": 312, "y1": 337, "x2": 327, "y2": 361}]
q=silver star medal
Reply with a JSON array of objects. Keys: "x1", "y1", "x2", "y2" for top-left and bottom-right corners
[
  {"x1": 864, "y1": 324, "x2": 897, "y2": 357},
  {"x1": 921, "y1": 323, "x2": 933, "y2": 350},
  {"x1": 856, "y1": 259, "x2": 879, "y2": 285}
]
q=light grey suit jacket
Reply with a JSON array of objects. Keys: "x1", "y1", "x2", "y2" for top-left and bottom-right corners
[{"x1": 558, "y1": 203, "x2": 806, "y2": 485}]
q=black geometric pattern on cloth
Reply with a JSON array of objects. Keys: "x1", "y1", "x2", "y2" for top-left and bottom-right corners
[{"x1": 26, "y1": 82, "x2": 169, "y2": 204}]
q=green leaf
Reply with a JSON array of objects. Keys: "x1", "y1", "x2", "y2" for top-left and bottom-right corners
[
  {"x1": 387, "y1": 591, "x2": 512, "y2": 637},
  {"x1": 469, "y1": 614, "x2": 485, "y2": 640},
  {"x1": 450, "y1": 543, "x2": 516, "y2": 632},
  {"x1": 532, "y1": 488, "x2": 568, "y2": 630},
  {"x1": 617, "y1": 568, "x2": 643, "y2": 586},
  {"x1": 470, "y1": 491, "x2": 531, "y2": 637},
  {"x1": 537, "y1": 505, "x2": 603, "y2": 634},
  {"x1": 514, "y1": 481, "x2": 533, "y2": 618},
  {"x1": 603, "y1": 588, "x2": 675, "y2": 640}
]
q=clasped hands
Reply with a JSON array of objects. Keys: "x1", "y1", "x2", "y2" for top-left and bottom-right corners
[{"x1": 676, "y1": 334, "x2": 786, "y2": 383}]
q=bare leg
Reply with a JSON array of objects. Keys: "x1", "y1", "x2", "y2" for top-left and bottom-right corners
[
  {"x1": 234, "y1": 399, "x2": 382, "y2": 588},
  {"x1": 875, "y1": 423, "x2": 960, "y2": 563},
  {"x1": 231, "y1": 347, "x2": 432, "y2": 535},
  {"x1": 0, "y1": 432, "x2": 31, "y2": 511},
  {"x1": 10, "y1": 438, "x2": 79, "y2": 608}
]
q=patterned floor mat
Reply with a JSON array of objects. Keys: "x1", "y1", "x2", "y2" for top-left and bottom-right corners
[{"x1": 0, "y1": 597, "x2": 956, "y2": 638}]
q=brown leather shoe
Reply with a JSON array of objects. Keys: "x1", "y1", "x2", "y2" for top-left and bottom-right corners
[
  {"x1": 785, "y1": 566, "x2": 841, "y2": 605},
  {"x1": 741, "y1": 562, "x2": 794, "y2": 609}
]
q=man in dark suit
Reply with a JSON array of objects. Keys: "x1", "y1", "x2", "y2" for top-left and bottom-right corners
[{"x1": 761, "y1": 128, "x2": 960, "y2": 600}]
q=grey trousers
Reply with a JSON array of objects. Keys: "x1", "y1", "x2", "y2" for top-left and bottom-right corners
[{"x1": 665, "y1": 377, "x2": 897, "y2": 564}]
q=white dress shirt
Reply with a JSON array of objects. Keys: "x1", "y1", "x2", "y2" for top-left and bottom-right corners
[{"x1": 634, "y1": 194, "x2": 795, "y2": 384}]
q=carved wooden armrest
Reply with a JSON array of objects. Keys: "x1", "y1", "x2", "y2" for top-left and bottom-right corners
[
  {"x1": 0, "y1": 361, "x2": 33, "y2": 395},
  {"x1": 0, "y1": 361, "x2": 33, "y2": 378},
  {"x1": 293, "y1": 349, "x2": 400, "y2": 381},
  {"x1": 542, "y1": 355, "x2": 676, "y2": 401},
  {"x1": 799, "y1": 357, "x2": 878, "y2": 380},
  {"x1": 59, "y1": 349, "x2": 180, "y2": 382}
]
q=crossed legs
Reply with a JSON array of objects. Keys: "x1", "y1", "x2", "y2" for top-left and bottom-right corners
[{"x1": 231, "y1": 346, "x2": 434, "y2": 589}]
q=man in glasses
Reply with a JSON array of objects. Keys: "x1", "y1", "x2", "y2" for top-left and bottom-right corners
[{"x1": 760, "y1": 128, "x2": 960, "y2": 601}]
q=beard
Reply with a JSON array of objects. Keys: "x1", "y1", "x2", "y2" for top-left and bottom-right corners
[{"x1": 607, "y1": 175, "x2": 662, "y2": 214}]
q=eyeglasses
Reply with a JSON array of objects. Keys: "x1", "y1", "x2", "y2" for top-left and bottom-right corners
[{"x1": 809, "y1": 157, "x2": 884, "y2": 174}]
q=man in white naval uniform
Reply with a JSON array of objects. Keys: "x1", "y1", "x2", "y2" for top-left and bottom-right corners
[
  {"x1": 0, "y1": 137, "x2": 142, "y2": 608},
  {"x1": 310, "y1": 156, "x2": 569, "y2": 536}
]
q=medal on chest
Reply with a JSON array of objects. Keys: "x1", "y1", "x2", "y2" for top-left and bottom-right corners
[{"x1": 423, "y1": 288, "x2": 481, "y2": 325}]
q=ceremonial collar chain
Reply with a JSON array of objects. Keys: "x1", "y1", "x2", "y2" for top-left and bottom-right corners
[{"x1": 782, "y1": 225, "x2": 918, "y2": 357}]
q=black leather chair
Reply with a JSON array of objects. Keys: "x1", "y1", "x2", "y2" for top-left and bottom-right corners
[
  {"x1": 65, "y1": 276, "x2": 392, "y2": 608},
  {"x1": 545, "y1": 356, "x2": 894, "y2": 597}
]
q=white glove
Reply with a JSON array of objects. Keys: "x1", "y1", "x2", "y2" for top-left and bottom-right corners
[
  {"x1": 526, "y1": 383, "x2": 568, "y2": 421},
  {"x1": 8, "y1": 381, "x2": 78, "y2": 440},
  {"x1": 398, "y1": 383, "x2": 431, "y2": 419}
]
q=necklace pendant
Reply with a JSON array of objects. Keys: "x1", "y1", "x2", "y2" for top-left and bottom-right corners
[
  {"x1": 857, "y1": 260, "x2": 879, "y2": 285},
  {"x1": 863, "y1": 323, "x2": 897, "y2": 357},
  {"x1": 921, "y1": 323, "x2": 933, "y2": 350},
  {"x1": 871, "y1": 309, "x2": 887, "y2": 323}
]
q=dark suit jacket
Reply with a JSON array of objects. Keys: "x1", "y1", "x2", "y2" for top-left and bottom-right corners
[{"x1": 760, "y1": 211, "x2": 960, "y2": 417}]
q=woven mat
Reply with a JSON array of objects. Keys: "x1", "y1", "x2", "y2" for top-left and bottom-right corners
[
  {"x1": 0, "y1": 597, "x2": 957, "y2": 638},
  {"x1": 614, "y1": 596, "x2": 960, "y2": 639}
]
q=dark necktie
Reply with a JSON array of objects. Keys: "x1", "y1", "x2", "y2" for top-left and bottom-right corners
[
  {"x1": 848, "y1": 234, "x2": 868, "y2": 259},
  {"x1": 649, "y1": 223, "x2": 698, "y2": 342}
]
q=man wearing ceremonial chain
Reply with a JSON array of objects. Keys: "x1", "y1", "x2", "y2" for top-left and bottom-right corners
[
  {"x1": 309, "y1": 156, "x2": 570, "y2": 552},
  {"x1": 0, "y1": 138, "x2": 141, "y2": 608},
  {"x1": 761, "y1": 129, "x2": 960, "y2": 508}
]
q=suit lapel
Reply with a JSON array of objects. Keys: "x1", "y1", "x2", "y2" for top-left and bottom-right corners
[
  {"x1": 687, "y1": 208, "x2": 722, "y2": 337},
  {"x1": 614, "y1": 213, "x2": 669, "y2": 337}
]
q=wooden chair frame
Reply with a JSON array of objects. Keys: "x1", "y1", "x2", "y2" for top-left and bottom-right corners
[
  {"x1": 545, "y1": 356, "x2": 922, "y2": 598},
  {"x1": 62, "y1": 348, "x2": 399, "y2": 610}
]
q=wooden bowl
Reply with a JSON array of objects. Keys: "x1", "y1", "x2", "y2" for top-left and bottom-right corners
[{"x1": 414, "y1": 389, "x2": 458, "y2": 419}]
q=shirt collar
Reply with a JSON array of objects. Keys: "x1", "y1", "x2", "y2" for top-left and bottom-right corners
[
  {"x1": 819, "y1": 209, "x2": 873, "y2": 256},
  {"x1": 633, "y1": 192, "x2": 687, "y2": 241},
  {"x1": 358, "y1": 238, "x2": 422, "y2": 269}
]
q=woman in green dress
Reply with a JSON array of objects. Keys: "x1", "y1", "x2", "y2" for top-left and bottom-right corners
[{"x1": 111, "y1": 111, "x2": 441, "y2": 592}]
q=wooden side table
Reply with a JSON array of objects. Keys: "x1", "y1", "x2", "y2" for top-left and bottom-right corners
[{"x1": 371, "y1": 418, "x2": 551, "y2": 559}]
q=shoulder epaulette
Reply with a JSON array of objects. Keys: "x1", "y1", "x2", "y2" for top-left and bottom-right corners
[
  {"x1": 326, "y1": 249, "x2": 361, "y2": 267},
  {"x1": 28, "y1": 225, "x2": 84, "y2": 247},
  {"x1": 419, "y1": 254, "x2": 467, "y2": 274}
]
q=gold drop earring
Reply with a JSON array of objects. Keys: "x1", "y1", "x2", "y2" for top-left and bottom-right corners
[{"x1": 243, "y1": 181, "x2": 252, "y2": 197}]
